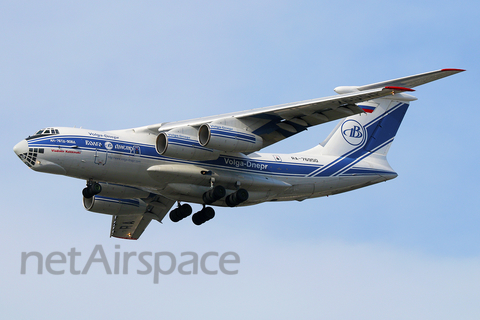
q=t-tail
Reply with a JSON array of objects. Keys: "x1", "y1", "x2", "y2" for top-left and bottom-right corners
[{"x1": 304, "y1": 69, "x2": 465, "y2": 177}]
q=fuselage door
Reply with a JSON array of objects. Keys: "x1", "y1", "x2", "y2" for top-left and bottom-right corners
[{"x1": 94, "y1": 148, "x2": 108, "y2": 165}]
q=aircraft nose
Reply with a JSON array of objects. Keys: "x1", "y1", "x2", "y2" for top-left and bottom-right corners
[{"x1": 13, "y1": 139, "x2": 28, "y2": 156}]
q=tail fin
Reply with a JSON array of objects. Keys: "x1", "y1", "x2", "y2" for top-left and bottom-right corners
[
  {"x1": 299, "y1": 69, "x2": 464, "y2": 177},
  {"x1": 318, "y1": 94, "x2": 414, "y2": 159},
  {"x1": 317, "y1": 68, "x2": 466, "y2": 158}
]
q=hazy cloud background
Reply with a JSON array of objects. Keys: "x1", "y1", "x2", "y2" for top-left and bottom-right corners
[{"x1": 1, "y1": 1, "x2": 479, "y2": 319}]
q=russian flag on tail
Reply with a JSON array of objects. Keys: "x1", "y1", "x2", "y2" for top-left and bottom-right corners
[{"x1": 359, "y1": 105, "x2": 375, "y2": 113}]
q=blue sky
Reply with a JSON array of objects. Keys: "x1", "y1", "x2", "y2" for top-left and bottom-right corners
[{"x1": 2, "y1": 1, "x2": 479, "y2": 319}]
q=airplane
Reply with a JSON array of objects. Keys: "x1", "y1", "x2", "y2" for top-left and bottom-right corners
[{"x1": 13, "y1": 69, "x2": 464, "y2": 240}]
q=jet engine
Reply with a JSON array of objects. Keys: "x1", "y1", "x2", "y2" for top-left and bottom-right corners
[
  {"x1": 198, "y1": 124, "x2": 263, "y2": 153},
  {"x1": 156, "y1": 127, "x2": 220, "y2": 161},
  {"x1": 83, "y1": 195, "x2": 147, "y2": 215}
]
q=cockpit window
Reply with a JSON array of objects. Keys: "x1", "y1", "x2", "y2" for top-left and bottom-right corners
[{"x1": 26, "y1": 128, "x2": 60, "y2": 140}]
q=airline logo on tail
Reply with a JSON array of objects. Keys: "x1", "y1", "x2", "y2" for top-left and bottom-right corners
[{"x1": 341, "y1": 120, "x2": 366, "y2": 146}]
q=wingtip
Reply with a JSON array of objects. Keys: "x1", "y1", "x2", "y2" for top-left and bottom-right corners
[
  {"x1": 112, "y1": 236, "x2": 139, "y2": 240},
  {"x1": 441, "y1": 68, "x2": 466, "y2": 72}
]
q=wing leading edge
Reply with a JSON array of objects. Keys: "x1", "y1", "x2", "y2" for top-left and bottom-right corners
[
  {"x1": 141, "y1": 86, "x2": 414, "y2": 149},
  {"x1": 135, "y1": 69, "x2": 463, "y2": 150},
  {"x1": 354, "y1": 68, "x2": 465, "y2": 91}
]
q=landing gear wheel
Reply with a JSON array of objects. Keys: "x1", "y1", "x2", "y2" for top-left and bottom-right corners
[
  {"x1": 82, "y1": 187, "x2": 92, "y2": 198},
  {"x1": 90, "y1": 182, "x2": 102, "y2": 194},
  {"x1": 203, "y1": 185, "x2": 226, "y2": 205},
  {"x1": 192, "y1": 207, "x2": 215, "y2": 225},
  {"x1": 203, "y1": 207, "x2": 215, "y2": 220},
  {"x1": 226, "y1": 188, "x2": 249, "y2": 207},
  {"x1": 83, "y1": 182, "x2": 102, "y2": 199},
  {"x1": 170, "y1": 210, "x2": 181, "y2": 222},
  {"x1": 170, "y1": 204, "x2": 193, "y2": 222}
]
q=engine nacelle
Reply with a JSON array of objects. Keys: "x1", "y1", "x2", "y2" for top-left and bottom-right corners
[
  {"x1": 198, "y1": 124, "x2": 263, "y2": 153},
  {"x1": 98, "y1": 183, "x2": 151, "y2": 199},
  {"x1": 156, "y1": 128, "x2": 220, "y2": 161},
  {"x1": 83, "y1": 195, "x2": 147, "y2": 216}
]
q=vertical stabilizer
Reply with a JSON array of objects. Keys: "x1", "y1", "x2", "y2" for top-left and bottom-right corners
[{"x1": 319, "y1": 94, "x2": 415, "y2": 159}]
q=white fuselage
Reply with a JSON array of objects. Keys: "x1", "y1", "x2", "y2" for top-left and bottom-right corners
[{"x1": 15, "y1": 126, "x2": 397, "y2": 207}]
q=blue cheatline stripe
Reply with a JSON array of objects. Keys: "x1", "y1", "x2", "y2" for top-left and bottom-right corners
[
  {"x1": 27, "y1": 135, "x2": 155, "y2": 152},
  {"x1": 210, "y1": 128, "x2": 256, "y2": 143},
  {"x1": 167, "y1": 137, "x2": 214, "y2": 152},
  {"x1": 325, "y1": 136, "x2": 395, "y2": 177},
  {"x1": 362, "y1": 103, "x2": 409, "y2": 153},
  {"x1": 208, "y1": 157, "x2": 321, "y2": 176},
  {"x1": 306, "y1": 154, "x2": 348, "y2": 177},
  {"x1": 26, "y1": 105, "x2": 408, "y2": 179},
  {"x1": 340, "y1": 167, "x2": 395, "y2": 176},
  {"x1": 29, "y1": 136, "x2": 394, "y2": 178},
  {"x1": 27, "y1": 134, "x2": 394, "y2": 178},
  {"x1": 28, "y1": 136, "x2": 393, "y2": 178},
  {"x1": 331, "y1": 137, "x2": 394, "y2": 177},
  {"x1": 95, "y1": 196, "x2": 140, "y2": 207},
  {"x1": 308, "y1": 103, "x2": 407, "y2": 177},
  {"x1": 211, "y1": 132, "x2": 255, "y2": 143}
]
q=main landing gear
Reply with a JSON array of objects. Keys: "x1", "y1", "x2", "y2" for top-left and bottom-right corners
[
  {"x1": 169, "y1": 185, "x2": 249, "y2": 226},
  {"x1": 169, "y1": 203, "x2": 192, "y2": 222},
  {"x1": 169, "y1": 203, "x2": 215, "y2": 226},
  {"x1": 82, "y1": 181, "x2": 102, "y2": 199},
  {"x1": 192, "y1": 206, "x2": 215, "y2": 225}
]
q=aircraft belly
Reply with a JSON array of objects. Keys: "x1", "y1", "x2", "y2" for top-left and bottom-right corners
[
  {"x1": 276, "y1": 183, "x2": 315, "y2": 201},
  {"x1": 160, "y1": 183, "x2": 273, "y2": 207},
  {"x1": 147, "y1": 164, "x2": 211, "y2": 186},
  {"x1": 147, "y1": 163, "x2": 291, "y2": 192},
  {"x1": 98, "y1": 157, "x2": 158, "y2": 187},
  {"x1": 311, "y1": 175, "x2": 388, "y2": 198}
]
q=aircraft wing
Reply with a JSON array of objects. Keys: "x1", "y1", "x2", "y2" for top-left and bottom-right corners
[
  {"x1": 139, "y1": 68, "x2": 464, "y2": 149},
  {"x1": 109, "y1": 194, "x2": 175, "y2": 240},
  {"x1": 354, "y1": 68, "x2": 465, "y2": 91},
  {"x1": 110, "y1": 214, "x2": 153, "y2": 240}
]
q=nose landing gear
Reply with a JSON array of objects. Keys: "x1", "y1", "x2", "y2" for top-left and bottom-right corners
[{"x1": 82, "y1": 181, "x2": 102, "y2": 199}]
